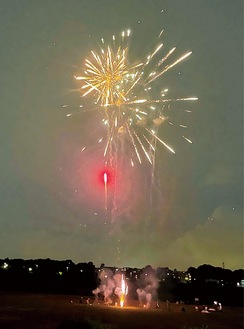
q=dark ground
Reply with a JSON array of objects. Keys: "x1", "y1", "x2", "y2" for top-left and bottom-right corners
[{"x1": 0, "y1": 293, "x2": 243, "y2": 329}]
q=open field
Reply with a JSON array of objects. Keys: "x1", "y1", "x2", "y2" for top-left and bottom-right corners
[{"x1": 0, "y1": 293, "x2": 243, "y2": 329}]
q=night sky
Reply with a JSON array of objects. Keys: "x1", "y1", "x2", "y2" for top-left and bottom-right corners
[{"x1": 0, "y1": 0, "x2": 243, "y2": 270}]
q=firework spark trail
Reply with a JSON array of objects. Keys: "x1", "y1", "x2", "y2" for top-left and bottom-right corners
[
  {"x1": 103, "y1": 172, "x2": 108, "y2": 211},
  {"x1": 119, "y1": 274, "x2": 128, "y2": 307},
  {"x1": 149, "y1": 126, "x2": 158, "y2": 211},
  {"x1": 75, "y1": 29, "x2": 197, "y2": 167}
]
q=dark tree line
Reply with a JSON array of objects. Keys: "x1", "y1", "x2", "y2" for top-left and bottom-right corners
[
  {"x1": 0, "y1": 258, "x2": 97, "y2": 295},
  {"x1": 187, "y1": 264, "x2": 243, "y2": 285},
  {"x1": 157, "y1": 265, "x2": 243, "y2": 306}
]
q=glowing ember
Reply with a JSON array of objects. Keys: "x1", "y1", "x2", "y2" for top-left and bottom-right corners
[
  {"x1": 103, "y1": 171, "x2": 108, "y2": 211},
  {"x1": 103, "y1": 172, "x2": 108, "y2": 184}
]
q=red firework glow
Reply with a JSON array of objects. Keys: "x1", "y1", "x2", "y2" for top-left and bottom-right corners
[
  {"x1": 98, "y1": 168, "x2": 113, "y2": 187},
  {"x1": 103, "y1": 172, "x2": 108, "y2": 184},
  {"x1": 100, "y1": 169, "x2": 112, "y2": 212}
]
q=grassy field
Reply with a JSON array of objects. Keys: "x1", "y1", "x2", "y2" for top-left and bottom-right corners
[{"x1": 0, "y1": 293, "x2": 242, "y2": 329}]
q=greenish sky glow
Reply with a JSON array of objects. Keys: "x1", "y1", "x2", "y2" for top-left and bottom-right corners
[{"x1": 0, "y1": 0, "x2": 243, "y2": 270}]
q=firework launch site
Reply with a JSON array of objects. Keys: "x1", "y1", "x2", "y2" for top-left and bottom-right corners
[
  {"x1": 0, "y1": 292, "x2": 242, "y2": 329},
  {"x1": 0, "y1": 259, "x2": 243, "y2": 329}
]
